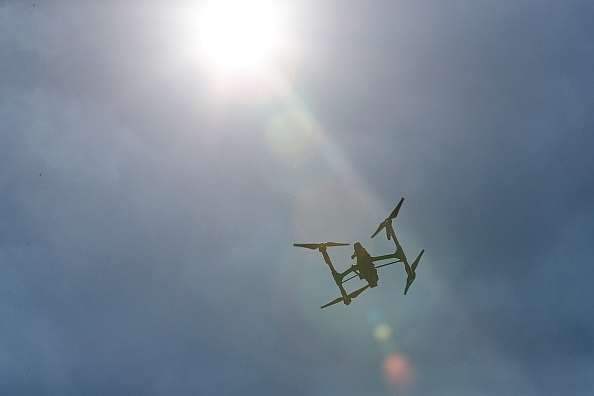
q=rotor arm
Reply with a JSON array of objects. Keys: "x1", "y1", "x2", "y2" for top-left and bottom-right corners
[
  {"x1": 317, "y1": 247, "x2": 352, "y2": 302},
  {"x1": 371, "y1": 253, "x2": 400, "y2": 262},
  {"x1": 382, "y1": 222, "x2": 399, "y2": 248},
  {"x1": 320, "y1": 248, "x2": 340, "y2": 276},
  {"x1": 341, "y1": 265, "x2": 358, "y2": 278},
  {"x1": 391, "y1": 234, "x2": 409, "y2": 264}
]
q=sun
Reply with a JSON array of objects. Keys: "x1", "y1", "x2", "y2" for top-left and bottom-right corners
[{"x1": 198, "y1": 0, "x2": 284, "y2": 72}]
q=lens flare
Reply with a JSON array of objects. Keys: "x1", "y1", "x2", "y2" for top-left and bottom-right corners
[
  {"x1": 266, "y1": 110, "x2": 314, "y2": 157},
  {"x1": 373, "y1": 323, "x2": 392, "y2": 343},
  {"x1": 367, "y1": 308, "x2": 384, "y2": 326},
  {"x1": 383, "y1": 353, "x2": 413, "y2": 389},
  {"x1": 292, "y1": 181, "x2": 375, "y2": 242}
]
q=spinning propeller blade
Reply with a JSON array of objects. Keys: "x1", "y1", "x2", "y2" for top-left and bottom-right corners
[
  {"x1": 370, "y1": 223, "x2": 386, "y2": 239},
  {"x1": 320, "y1": 285, "x2": 370, "y2": 308},
  {"x1": 404, "y1": 279, "x2": 413, "y2": 295},
  {"x1": 411, "y1": 249, "x2": 424, "y2": 272},
  {"x1": 293, "y1": 242, "x2": 349, "y2": 250},
  {"x1": 320, "y1": 296, "x2": 344, "y2": 309},
  {"x1": 371, "y1": 198, "x2": 404, "y2": 239},
  {"x1": 403, "y1": 250, "x2": 424, "y2": 295},
  {"x1": 349, "y1": 284, "x2": 370, "y2": 298},
  {"x1": 389, "y1": 197, "x2": 404, "y2": 220},
  {"x1": 293, "y1": 243, "x2": 321, "y2": 250},
  {"x1": 325, "y1": 242, "x2": 350, "y2": 247}
]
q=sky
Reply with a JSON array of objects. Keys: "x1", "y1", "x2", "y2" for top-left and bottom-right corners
[{"x1": 1, "y1": 0, "x2": 594, "y2": 394}]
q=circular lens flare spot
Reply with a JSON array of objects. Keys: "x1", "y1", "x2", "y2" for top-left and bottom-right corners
[
  {"x1": 367, "y1": 308, "x2": 384, "y2": 326},
  {"x1": 383, "y1": 353, "x2": 413, "y2": 389},
  {"x1": 373, "y1": 323, "x2": 392, "y2": 343}
]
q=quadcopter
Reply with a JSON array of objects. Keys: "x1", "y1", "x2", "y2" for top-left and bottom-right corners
[{"x1": 294, "y1": 198, "x2": 424, "y2": 308}]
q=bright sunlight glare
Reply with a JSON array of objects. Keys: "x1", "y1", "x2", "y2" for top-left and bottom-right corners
[{"x1": 198, "y1": 0, "x2": 283, "y2": 72}]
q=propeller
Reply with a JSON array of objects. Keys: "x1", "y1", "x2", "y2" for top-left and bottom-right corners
[
  {"x1": 349, "y1": 284, "x2": 370, "y2": 298},
  {"x1": 370, "y1": 223, "x2": 387, "y2": 239},
  {"x1": 320, "y1": 285, "x2": 370, "y2": 308},
  {"x1": 371, "y1": 198, "x2": 404, "y2": 239},
  {"x1": 411, "y1": 249, "x2": 424, "y2": 272},
  {"x1": 294, "y1": 242, "x2": 349, "y2": 250},
  {"x1": 404, "y1": 278, "x2": 414, "y2": 296},
  {"x1": 320, "y1": 296, "x2": 343, "y2": 309},
  {"x1": 389, "y1": 197, "x2": 404, "y2": 219},
  {"x1": 404, "y1": 249, "x2": 424, "y2": 295}
]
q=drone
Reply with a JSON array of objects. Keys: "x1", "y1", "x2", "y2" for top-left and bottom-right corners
[{"x1": 294, "y1": 198, "x2": 424, "y2": 308}]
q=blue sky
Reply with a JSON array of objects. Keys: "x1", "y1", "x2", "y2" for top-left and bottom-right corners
[{"x1": 1, "y1": 1, "x2": 594, "y2": 394}]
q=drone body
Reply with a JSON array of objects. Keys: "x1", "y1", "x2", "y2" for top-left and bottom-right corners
[{"x1": 294, "y1": 198, "x2": 425, "y2": 308}]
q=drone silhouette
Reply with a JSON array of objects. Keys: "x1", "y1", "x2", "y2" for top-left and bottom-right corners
[{"x1": 294, "y1": 198, "x2": 424, "y2": 308}]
